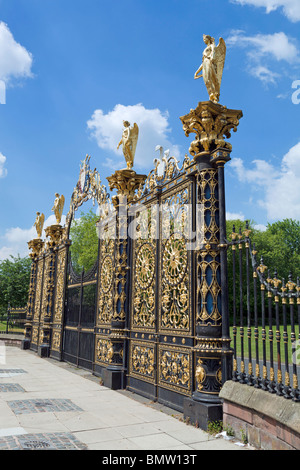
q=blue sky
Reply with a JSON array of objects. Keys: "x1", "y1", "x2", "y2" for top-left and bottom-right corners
[{"x1": 0, "y1": 0, "x2": 300, "y2": 259}]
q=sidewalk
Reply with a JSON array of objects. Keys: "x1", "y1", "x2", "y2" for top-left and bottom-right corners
[{"x1": 0, "y1": 344, "x2": 253, "y2": 451}]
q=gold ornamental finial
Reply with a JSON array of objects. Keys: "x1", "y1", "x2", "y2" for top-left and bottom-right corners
[
  {"x1": 52, "y1": 193, "x2": 65, "y2": 225},
  {"x1": 33, "y1": 211, "x2": 45, "y2": 238},
  {"x1": 194, "y1": 34, "x2": 226, "y2": 104},
  {"x1": 117, "y1": 120, "x2": 139, "y2": 170}
]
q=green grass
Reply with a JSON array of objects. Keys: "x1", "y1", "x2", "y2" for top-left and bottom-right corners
[
  {"x1": 0, "y1": 321, "x2": 23, "y2": 333},
  {"x1": 230, "y1": 325, "x2": 299, "y2": 364}
]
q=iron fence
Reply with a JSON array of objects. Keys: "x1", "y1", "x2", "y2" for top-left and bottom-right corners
[
  {"x1": 227, "y1": 222, "x2": 300, "y2": 401},
  {"x1": 0, "y1": 306, "x2": 27, "y2": 335}
]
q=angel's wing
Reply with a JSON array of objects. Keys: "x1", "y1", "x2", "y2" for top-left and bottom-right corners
[
  {"x1": 215, "y1": 38, "x2": 226, "y2": 89},
  {"x1": 40, "y1": 213, "x2": 45, "y2": 229},
  {"x1": 130, "y1": 123, "x2": 139, "y2": 156},
  {"x1": 59, "y1": 195, "x2": 65, "y2": 214}
]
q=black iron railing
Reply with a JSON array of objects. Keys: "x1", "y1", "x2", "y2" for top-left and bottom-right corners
[
  {"x1": 227, "y1": 222, "x2": 300, "y2": 402},
  {"x1": 0, "y1": 306, "x2": 27, "y2": 335}
]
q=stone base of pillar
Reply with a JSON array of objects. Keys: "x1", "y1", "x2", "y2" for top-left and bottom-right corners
[
  {"x1": 37, "y1": 345, "x2": 50, "y2": 358},
  {"x1": 21, "y1": 339, "x2": 31, "y2": 350},
  {"x1": 183, "y1": 397, "x2": 223, "y2": 431},
  {"x1": 102, "y1": 366, "x2": 126, "y2": 390}
]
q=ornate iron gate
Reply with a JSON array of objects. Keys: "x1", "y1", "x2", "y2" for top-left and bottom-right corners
[
  {"x1": 23, "y1": 96, "x2": 244, "y2": 429},
  {"x1": 127, "y1": 161, "x2": 194, "y2": 409},
  {"x1": 62, "y1": 258, "x2": 98, "y2": 370}
]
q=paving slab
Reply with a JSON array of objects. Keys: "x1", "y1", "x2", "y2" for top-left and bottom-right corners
[{"x1": 0, "y1": 345, "x2": 254, "y2": 451}]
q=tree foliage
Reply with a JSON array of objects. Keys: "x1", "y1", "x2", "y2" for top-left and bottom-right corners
[
  {"x1": 226, "y1": 218, "x2": 300, "y2": 325},
  {"x1": 69, "y1": 209, "x2": 99, "y2": 274},
  {"x1": 0, "y1": 255, "x2": 31, "y2": 318},
  {"x1": 226, "y1": 218, "x2": 300, "y2": 282}
]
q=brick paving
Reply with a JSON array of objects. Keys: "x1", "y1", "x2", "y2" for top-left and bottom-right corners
[
  {"x1": 7, "y1": 398, "x2": 83, "y2": 415},
  {"x1": 0, "y1": 432, "x2": 88, "y2": 450},
  {"x1": 0, "y1": 383, "x2": 25, "y2": 392}
]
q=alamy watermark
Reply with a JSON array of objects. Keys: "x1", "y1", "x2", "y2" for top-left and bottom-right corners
[
  {"x1": 96, "y1": 201, "x2": 209, "y2": 250},
  {"x1": 292, "y1": 80, "x2": 300, "y2": 105}
]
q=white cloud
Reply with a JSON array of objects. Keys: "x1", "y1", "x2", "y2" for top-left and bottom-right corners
[
  {"x1": 0, "y1": 21, "x2": 33, "y2": 84},
  {"x1": 226, "y1": 211, "x2": 245, "y2": 220},
  {"x1": 229, "y1": 142, "x2": 300, "y2": 221},
  {"x1": 87, "y1": 103, "x2": 180, "y2": 170},
  {"x1": 0, "y1": 153, "x2": 7, "y2": 178},
  {"x1": 231, "y1": 0, "x2": 300, "y2": 22},
  {"x1": 227, "y1": 31, "x2": 299, "y2": 83},
  {"x1": 0, "y1": 215, "x2": 66, "y2": 261}
]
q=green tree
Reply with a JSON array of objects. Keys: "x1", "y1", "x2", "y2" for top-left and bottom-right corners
[
  {"x1": 0, "y1": 255, "x2": 31, "y2": 318},
  {"x1": 69, "y1": 209, "x2": 99, "y2": 274}
]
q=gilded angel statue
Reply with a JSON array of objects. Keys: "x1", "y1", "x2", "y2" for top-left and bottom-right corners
[
  {"x1": 117, "y1": 120, "x2": 139, "y2": 170},
  {"x1": 34, "y1": 212, "x2": 45, "y2": 238},
  {"x1": 194, "y1": 34, "x2": 226, "y2": 103},
  {"x1": 52, "y1": 193, "x2": 65, "y2": 225}
]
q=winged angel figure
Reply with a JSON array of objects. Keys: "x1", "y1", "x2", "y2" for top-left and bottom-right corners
[
  {"x1": 34, "y1": 212, "x2": 45, "y2": 238},
  {"x1": 117, "y1": 121, "x2": 139, "y2": 170},
  {"x1": 52, "y1": 193, "x2": 65, "y2": 225},
  {"x1": 194, "y1": 35, "x2": 226, "y2": 103}
]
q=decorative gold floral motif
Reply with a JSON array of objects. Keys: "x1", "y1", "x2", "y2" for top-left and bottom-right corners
[
  {"x1": 33, "y1": 259, "x2": 44, "y2": 321},
  {"x1": 53, "y1": 249, "x2": 67, "y2": 324},
  {"x1": 131, "y1": 344, "x2": 155, "y2": 380},
  {"x1": 96, "y1": 338, "x2": 114, "y2": 364},
  {"x1": 159, "y1": 347, "x2": 191, "y2": 392},
  {"x1": 132, "y1": 240, "x2": 156, "y2": 329},
  {"x1": 136, "y1": 243, "x2": 155, "y2": 290},
  {"x1": 98, "y1": 238, "x2": 115, "y2": 326}
]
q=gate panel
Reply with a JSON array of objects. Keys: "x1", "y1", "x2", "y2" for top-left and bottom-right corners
[
  {"x1": 127, "y1": 200, "x2": 158, "y2": 399},
  {"x1": 127, "y1": 173, "x2": 195, "y2": 409},
  {"x1": 62, "y1": 260, "x2": 97, "y2": 371}
]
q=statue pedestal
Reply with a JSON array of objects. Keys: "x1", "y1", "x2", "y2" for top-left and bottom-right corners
[
  {"x1": 45, "y1": 224, "x2": 64, "y2": 248},
  {"x1": 107, "y1": 169, "x2": 147, "y2": 205}
]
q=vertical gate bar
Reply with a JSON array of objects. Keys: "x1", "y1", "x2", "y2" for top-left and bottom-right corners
[
  {"x1": 238, "y1": 230, "x2": 246, "y2": 383},
  {"x1": 77, "y1": 269, "x2": 84, "y2": 368},
  {"x1": 218, "y1": 161, "x2": 233, "y2": 384},
  {"x1": 274, "y1": 271, "x2": 283, "y2": 396},
  {"x1": 289, "y1": 275, "x2": 299, "y2": 401},
  {"x1": 245, "y1": 226, "x2": 253, "y2": 385},
  {"x1": 252, "y1": 244, "x2": 260, "y2": 387},
  {"x1": 297, "y1": 278, "x2": 300, "y2": 400},
  {"x1": 232, "y1": 232, "x2": 238, "y2": 381},
  {"x1": 267, "y1": 271, "x2": 275, "y2": 393},
  {"x1": 282, "y1": 280, "x2": 291, "y2": 398},
  {"x1": 261, "y1": 277, "x2": 268, "y2": 391}
]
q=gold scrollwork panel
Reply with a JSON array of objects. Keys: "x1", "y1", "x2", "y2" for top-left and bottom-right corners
[
  {"x1": 159, "y1": 185, "x2": 191, "y2": 335},
  {"x1": 129, "y1": 341, "x2": 155, "y2": 384},
  {"x1": 51, "y1": 329, "x2": 62, "y2": 352},
  {"x1": 131, "y1": 205, "x2": 157, "y2": 331},
  {"x1": 33, "y1": 258, "x2": 44, "y2": 322},
  {"x1": 97, "y1": 238, "x2": 115, "y2": 327},
  {"x1": 53, "y1": 248, "x2": 67, "y2": 324},
  {"x1": 95, "y1": 336, "x2": 114, "y2": 366},
  {"x1": 158, "y1": 345, "x2": 192, "y2": 395}
]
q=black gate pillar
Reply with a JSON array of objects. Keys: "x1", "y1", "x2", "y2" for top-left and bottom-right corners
[
  {"x1": 180, "y1": 101, "x2": 243, "y2": 429},
  {"x1": 21, "y1": 238, "x2": 44, "y2": 350},
  {"x1": 105, "y1": 169, "x2": 147, "y2": 389},
  {"x1": 37, "y1": 224, "x2": 64, "y2": 358}
]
